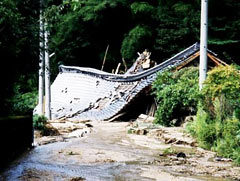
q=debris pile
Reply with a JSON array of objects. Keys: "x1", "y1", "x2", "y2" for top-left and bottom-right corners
[
  {"x1": 127, "y1": 114, "x2": 196, "y2": 146},
  {"x1": 34, "y1": 120, "x2": 92, "y2": 145}
]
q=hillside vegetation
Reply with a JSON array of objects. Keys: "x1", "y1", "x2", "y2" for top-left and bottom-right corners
[
  {"x1": 1, "y1": 1, "x2": 240, "y2": 124},
  {"x1": 153, "y1": 65, "x2": 240, "y2": 165}
]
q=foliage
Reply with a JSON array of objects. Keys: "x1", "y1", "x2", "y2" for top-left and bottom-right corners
[
  {"x1": 130, "y1": 2, "x2": 154, "y2": 17},
  {"x1": 33, "y1": 114, "x2": 48, "y2": 130},
  {"x1": 201, "y1": 65, "x2": 240, "y2": 120},
  {"x1": 121, "y1": 25, "x2": 152, "y2": 62},
  {"x1": 162, "y1": 147, "x2": 177, "y2": 156},
  {"x1": 152, "y1": 67, "x2": 199, "y2": 126},
  {"x1": 45, "y1": 0, "x2": 240, "y2": 79},
  {"x1": 0, "y1": 0, "x2": 38, "y2": 116},
  {"x1": 9, "y1": 91, "x2": 38, "y2": 115},
  {"x1": 154, "y1": 1, "x2": 200, "y2": 59},
  {"x1": 1, "y1": 0, "x2": 240, "y2": 117},
  {"x1": 187, "y1": 65, "x2": 240, "y2": 165},
  {"x1": 33, "y1": 114, "x2": 59, "y2": 136},
  {"x1": 7, "y1": 75, "x2": 38, "y2": 115},
  {"x1": 187, "y1": 105, "x2": 216, "y2": 149}
]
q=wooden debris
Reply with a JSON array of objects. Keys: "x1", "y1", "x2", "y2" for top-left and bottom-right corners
[
  {"x1": 115, "y1": 63, "x2": 121, "y2": 74},
  {"x1": 101, "y1": 44, "x2": 109, "y2": 71},
  {"x1": 122, "y1": 58, "x2": 128, "y2": 72}
]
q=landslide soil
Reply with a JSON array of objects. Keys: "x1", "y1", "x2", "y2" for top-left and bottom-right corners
[{"x1": 1, "y1": 121, "x2": 240, "y2": 181}]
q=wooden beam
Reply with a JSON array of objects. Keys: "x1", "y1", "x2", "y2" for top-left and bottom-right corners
[
  {"x1": 207, "y1": 53, "x2": 221, "y2": 66},
  {"x1": 101, "y1": 44, "x2": 109, "y2": 71},
  {"x1": 115, "y1": 63, "x2": 121, "y2": 74},
  {"x1": 175, "y1": 51, "x2": 200, "y2": 70},
  {"x1": 122, "y1": 58, "x2": 128, "y2": 73},
  {"x1": 207, "y1": 53, "x2": 228, "y2": 66}
]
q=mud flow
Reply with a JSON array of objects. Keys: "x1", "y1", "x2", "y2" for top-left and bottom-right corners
[{"x1": 1, "y1": 121, "x2": 239, "y2": 181}]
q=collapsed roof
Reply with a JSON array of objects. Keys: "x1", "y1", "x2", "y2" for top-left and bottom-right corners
[{"x1": 44, "y1": 42, "x2": 225, "y2": 121}]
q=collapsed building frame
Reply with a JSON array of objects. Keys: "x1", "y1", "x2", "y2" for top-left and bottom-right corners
[{"x1": 35, "y1": 42, "x2": 226, "y2": 121}]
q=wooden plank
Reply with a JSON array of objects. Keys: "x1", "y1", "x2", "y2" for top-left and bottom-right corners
[
  {"x1": 207, "y1": 53, "x2": 228, "y2": 66},
  {"x1": 122, "y1": 58, "x2": 128, "y2": 72},
  {"x1": 115, "y1": 63, "x2": 121, "y2": 74},
  {"x1": 207, "y1": 53, "x2": 221, "y2": 65},
  {"x1": 175, "y1": 51, "x2": 200, "y2": 70},
  {"x1": 101, "y1": 44, "x2": 109, "y2": 71}
]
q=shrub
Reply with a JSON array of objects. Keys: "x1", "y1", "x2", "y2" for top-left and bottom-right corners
[
  {"x1": 214, "y1": 117, "x2": 240, "y2": 160},
  {"x1": 193, "y1": 106, "x2": 216, "y2": 149},
  {"x1": 152, "y1": 67, "x2": 199, "y2": 126},
  {"x1": 33, "y1": 114, "x2": 47, "y2": 130},
  {"x1": 187, "y1": 65, "x2": 240, "y2": 165},
  {"x1": 201, "y1": 65, "x2": 240, "y2": 120},
  {"x1": 10, "y1": 91, "x2": 38, "y2": 115},
  {"x1": 7, "y1": 77, "x2": 38, "y2": 115}
]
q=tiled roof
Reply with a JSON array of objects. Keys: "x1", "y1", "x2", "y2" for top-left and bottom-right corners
[{"x1": 50, "y1": 43, "x2": 200, "y2": 121}]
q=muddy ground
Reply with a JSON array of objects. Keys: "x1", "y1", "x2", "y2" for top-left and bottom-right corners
[{"x1": 1, "y1": 116, "x2": 240, "y2": 181}]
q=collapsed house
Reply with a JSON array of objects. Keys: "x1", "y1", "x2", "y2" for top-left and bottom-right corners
[{"x1": 37, "y1": 42, "x2": 226, "y2": 121}]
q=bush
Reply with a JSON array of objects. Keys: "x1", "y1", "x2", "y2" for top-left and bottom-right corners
[
  {"x1": 214, "y1": 117, "x2": 240, "y2": 159},
  {"x1": 7, "y1": 77, "x2": 38, "y2": 115},
  {"x1": 190, "y1": 106, "x2": 216, "y2": 149},
  {"x1": 187, "y1": 65, "x2": 240, "y2": 165},
  {"x1": 10, "y1": 91, "x2": 38, "y2": 115},
  {"x1": 201, "y1": 65, "x2": 240, "y2": 120},
  {"x1": 152, "y1": 67, "x2": 199, "y2": 126},
  {"x1": 33, "y1": 114, "x2": 47, "y2": 130}
]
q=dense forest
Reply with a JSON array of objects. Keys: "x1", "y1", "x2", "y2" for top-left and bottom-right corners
[{"x1": 0, "y1": 0, "x2": 240, "y2": 116}]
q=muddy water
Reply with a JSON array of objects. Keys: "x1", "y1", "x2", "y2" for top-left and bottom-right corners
[{"x1": 0, "y1": 122, "x2": 235, "y2": 181}]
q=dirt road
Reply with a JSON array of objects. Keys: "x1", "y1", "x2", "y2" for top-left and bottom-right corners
[{"x1": 1, "y1": 121, "x2": 240, "y2": 181}]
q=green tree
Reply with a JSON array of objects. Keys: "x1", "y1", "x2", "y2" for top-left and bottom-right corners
[{"x1": 0, "y1": 0, "x2": 39, "y2": 116}]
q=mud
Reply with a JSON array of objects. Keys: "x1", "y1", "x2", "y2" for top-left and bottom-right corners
[{"x1": 1, "y1": 121, "x2": 240, "y2": 181}]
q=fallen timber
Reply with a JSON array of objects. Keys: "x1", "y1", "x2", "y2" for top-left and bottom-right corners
[{"x1": 44, "y1": 42, "x2": 223, "y2": 121}]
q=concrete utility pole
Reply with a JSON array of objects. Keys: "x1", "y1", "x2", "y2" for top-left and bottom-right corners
[
  {"x1": 38, "y1": 0, "x2": 44, "y2": 115},
  {"x1": 44, "y1": 21, "x2": 51, "y2": 120},
  {"x1": 199, "y1": 0, "x2": 208, "y2": 90}
]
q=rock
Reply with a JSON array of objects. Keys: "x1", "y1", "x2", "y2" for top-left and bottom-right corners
[
  {"x1": 214, "y1": 157, "x2": 232, "y2": 162},
  {"x1": 177, "y1": 152, "x2": 186, "y2": 158},
  {"x1": 182, "y1": 116, "x2": 196, "y2": 128},
  {"x1": 66, "y1": 128, "x2": 91, "y2": 138},
  {"x1": 137, "y1": 114, "x2": 155, "y2": 122},
  {"x1": 149, "y1": 127, "x2": 196, "y2": 146},
  {"x1": 70, "y1": 177, "x2": 86, "y2": 181},
  {"x1": 35, "y1": 136, "x2": 64, "y2": 146},
  {"x1": 184, "y1": 115, "x2": 195, "y2": 122},
  {"x1": 85, "y1": 123, "x2": 93, "y2": 127},
  {"x1": 171, "y1": 119, "x2": 178, "y2": 125},
  {"x1": 134, "y1": 129, "x2": 148, "y2": 135}
]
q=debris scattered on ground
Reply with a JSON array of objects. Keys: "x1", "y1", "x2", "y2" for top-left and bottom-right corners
[
  {"x1": 34, "y1": 119, "x2": 92, "y2": 145},
  {"x1": 70, "y1": 177, "x2": 86, "y2": 181},
  {"x1": 126, "y1": 114, "x2": 240, "y2": 180},
  {"x1": 3, "y1": 120, "x2": 240, "y2": 180},
  {"x1": 127, "y1": 114, "x2": 196, "y2": 146}
]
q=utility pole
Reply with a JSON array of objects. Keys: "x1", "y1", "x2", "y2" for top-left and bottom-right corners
[
  {"x1": 199, "y1": 0, "x2": 208, "y2": 90},
  {"x1": 44, "y1": 21, "x2": 51, "y2": 120},
  {"x1": 38, "y1": 0, "x2": 44, "y2": 115}
]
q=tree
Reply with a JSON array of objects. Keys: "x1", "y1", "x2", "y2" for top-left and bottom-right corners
[{"x1": 0, "y1": 0, "x2": 39, "y2": 116}]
